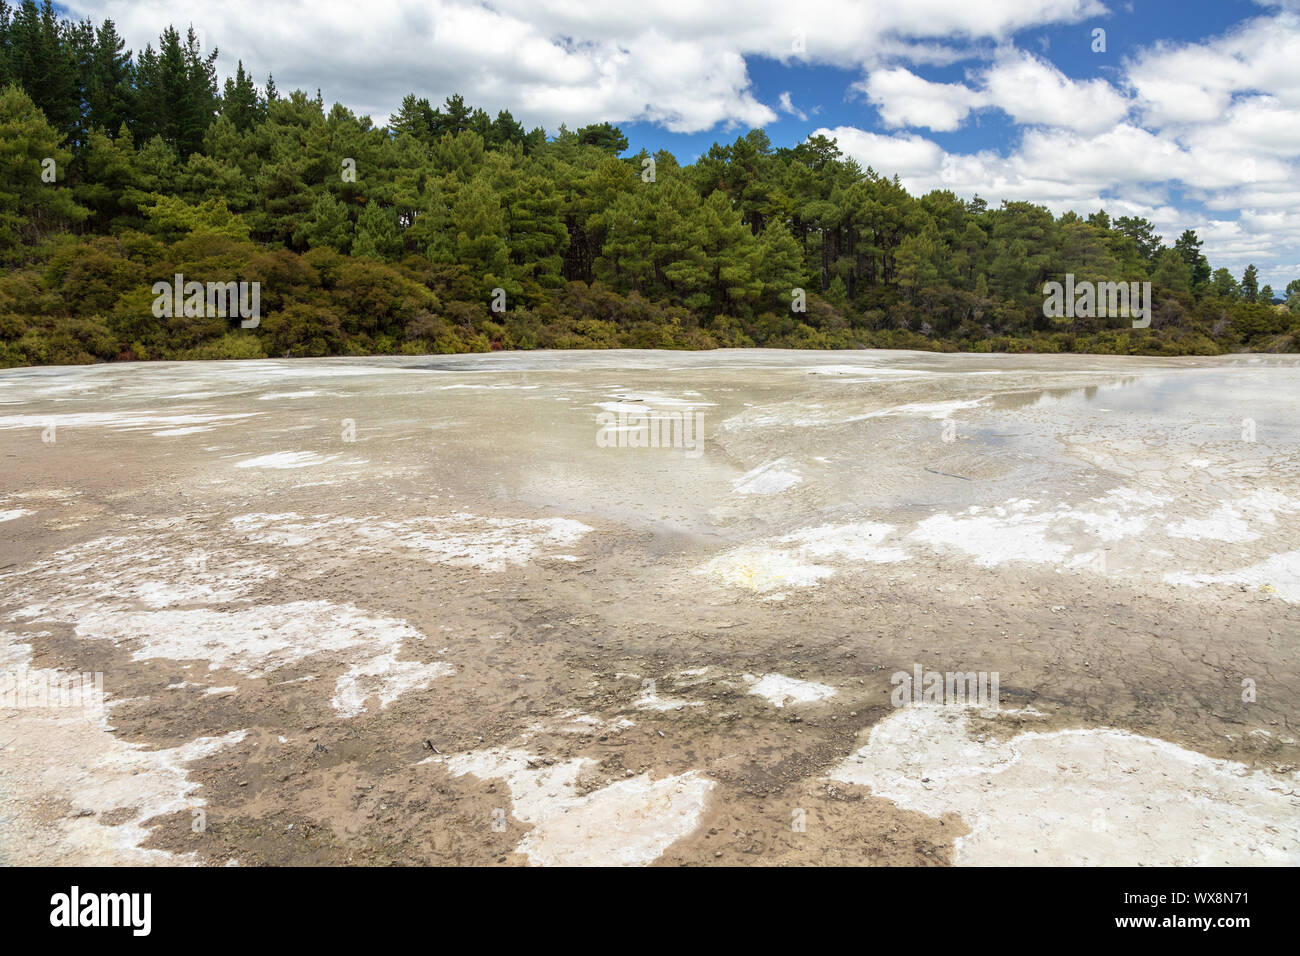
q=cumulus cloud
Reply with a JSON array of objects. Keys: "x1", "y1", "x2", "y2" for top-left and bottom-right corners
[
  {"x1": 831, "y1": 10, "x2": 1300, "y2": 285},
  {"x1": 857, "y1": 68, "x2": 984, "y2": 131},
  {"x1": 55, "y1": 1, "x2": 1300, "y2": 284},
  {"x1": 815, "y1": 126, "x2": 946, "y2": 179},
  {"x1": 822, "y1": 120, "x2": 1299, "y2": 284},
  {"x1": 62, "y1": 0, "x2": 1106, "y2": 131},
  {"x1": 1128, "y1": 12, "x2": 1300, "y2": 128},
  {"x1": 980, "y1": 49, "x2": 1130, "y2": 133},
  {"x1": 859, "y1": 50, "x2": 1130, "y2": 135}
]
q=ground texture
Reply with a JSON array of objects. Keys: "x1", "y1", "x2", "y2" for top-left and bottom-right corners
[{"x1": 1, "y1": 349, "x2": 1297, "y2": 865}]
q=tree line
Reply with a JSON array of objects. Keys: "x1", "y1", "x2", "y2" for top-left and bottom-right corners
[{"x1": 1, "y1": 0, "x2": 1297, "y2": 367}]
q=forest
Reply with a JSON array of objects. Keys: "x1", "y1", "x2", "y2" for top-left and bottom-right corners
[{"x1": 2, "y1": 0, "x2": 1297, "y2": 367}]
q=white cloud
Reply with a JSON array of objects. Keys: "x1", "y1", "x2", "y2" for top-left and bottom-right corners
[
  {"x1": 55, "y1": 1, "x2": 1300, "y2": 285},
  {"x1": 826, "y1": 11, "x2": 1300, "y2": 286},
  {"x1": 814, "y1": 126, "x2": 946, "y2": 180},
  {"x1": 1128, "y1": 13, "x2": 1300, "y2": 128},
  {"x1": 778, "y1": 92, "x2": 807, "y2": 122},
  {"x1": 824, "y1": 118, "x2": 1300, "y2": 286},
  {"x1": 859, "y1": 51, "x2": 1131, "y2": 135},
  {"x1": 980, "y1": 49, "x2": 1130, "y2": 134},
  {"x1": 63, "y1": 0, "x2": 1107, "y2": 132},
  {"x1": 857, "y1": 68, "x2": 984, "y2": 131}
]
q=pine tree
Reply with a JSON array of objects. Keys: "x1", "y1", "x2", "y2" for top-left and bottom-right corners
[
  {"x1": 133, "y1": 26, "x2": 219, "y2": 157},
  {"x1": 1173, "y1": 229, "x2": 1211, "y2": 290},
  {"x1": 595, "y1": 183, "x2": 657, "y2": 293},
  {"x1": 522, "y1": 126, "x2": 547, "y2": 155},
  {"x1": 221, "y1": 61, "x2": 264, "y2": 131},
  {"x1": 249, "y1": 89, "x2": 326, "y2": 244},
  {"x1": 131, "y1": 43, "x2": 160, "y2": 141},
  {"x1": 439, "y1": 93, "x2": 471, "y2": 136},
  {"x1": 86, "y1": 20, "x2": 133, "y2": 138},
  {"x1": 1152, "y1": 248, "x2": 1193, "y2": 293},
  {"x1": 896, "y1": 227, "x2": 943, "y2": 302},
  {"x1": 0, "y1": 2, "x2": 13, "y2": 88},
  {"x1": 63, "y1": 16, "x2": 95, "y2": 150},
  {"x1": 0, "y1": 83, "x2": 87, "y2": 247},
  {"x1": 1210, "y1": 267, "x2": 1239, "y2": 298},
  {"x1": 1240, "y1": 264, "x2": 1259, "y2": 303},
  {"x1": 149, "y1": 28, "x2": 190, "y2": 150},
  {"x1": 352, "y1": 201, "x2": 402, "y2": 261},
  {"x1": 180, "y1": 26, "x2": 219, "y2": 156},
  {"x1": 8, "y1": 1, "x2": 79, "y2": 142},
  {"x1": 295, "y1": 192, "x2": 353, "y2": 253},
  {"x1": 468, "y1": 106, "x2": 492, "y2": 141},
  {"x1": 134, "y1": 133, "x2": 182, "y2": 196},
  {"x1": 1113, "y1": 215, "x2": 1161, "y2": 263},
  {"x1": 576, "y1": 122, "x2": 628, "y2": 154},
  {"x1": 501, "y1": 174, "x2": 567, "y2": 286},
  {"x1": 489, "y1": 109, "x2": 525, "y2": 148},
  {"x1": 390, "y1": 94, "x2": 436, "y2": 141},
  {"x1": 73, "y1": 126, "x2": 142, "y2": 230},
  {"x1": 447, "y1": 176, "x2": 511, "y2": 294}
]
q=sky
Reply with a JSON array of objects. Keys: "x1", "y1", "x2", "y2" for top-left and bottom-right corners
[{"x1": 57, "y1": 0, "x2": 1300, "y2": 289}]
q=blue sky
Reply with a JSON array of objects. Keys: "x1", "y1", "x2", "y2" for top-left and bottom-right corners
[
  {"x1": 624, "y1": 1, "x2": 1257, "y2": 160},
  {"x1": 60, "y1": 1, "x2": 1300, "y2": 288}
]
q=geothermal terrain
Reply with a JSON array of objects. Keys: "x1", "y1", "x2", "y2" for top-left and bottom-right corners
[{"x1": 1, "y1": 349, "x2": 1297, "y2": 866}]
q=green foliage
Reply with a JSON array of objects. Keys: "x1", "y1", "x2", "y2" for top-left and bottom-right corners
[
  {"x1": 133, "y1": 26, "x2": 218, "y2": 157},
  {"x1": 0, "y1": 82, "x2": 86, "y2": 250},
  {"x1": 352, "y1": 201, "x2": 401, "y2": 261},
  {"x1": 1151, "y1": 249, "x2": 1193, "y2": 293},
  {"x1": 1173, "y1": 229, "x2": 1213, "y2": 291},
  {"x1": 0, "y1": 4, "x2": 1295, "y2": 366},
  {"x1": 143, "y1": 194, "x2": 250, "y2": 242},
  {"x1": 294, "y1": 192, "x2": 352, "y2": 253},
  {"x1": 1241, "y1": 264, "x2": 1259, "y2": 303},
  {"x1": 575, "y1": 122, "x2": 628, "y2": 154},
  {"x1": 1210, "y1": 267, "x2": 1239, "y2": 299}
]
